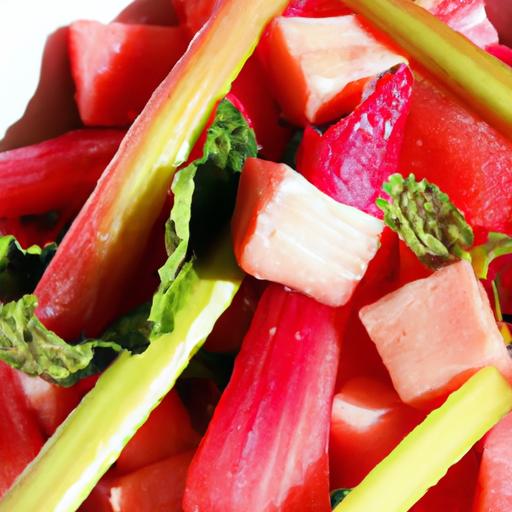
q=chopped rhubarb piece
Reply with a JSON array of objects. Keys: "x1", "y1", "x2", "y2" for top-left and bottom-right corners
[
  {"x1": 330, "y1": 377, "x2": 423, "y2": 488},
  {"x1": 474, "y1": 411, "x2": 512, "y2": 511},
  {"x1": 232, "y1": 158, "x2": 384, "y2": 307},
  {"x1": 17, "y1": 373, "x2": 82, "y2": 437},
  {"x1": 400, "y1": 75, "x2": 512, "y2": 239},
  {"x1": 297, "y1": 65, "x2": 413, "y2": 218},
  {"x1": 110, "y1": 451, "x2": 194, "y2": 512},
  {"x1": 360, "y1": 260, "x2": 512, "y2": 406},
  {"x1": 184, "y1": 284, "x2": 345, "y2": 512},
  {"x1": 69, "y1": 21, "x2": 187, "y2": 126},
  {"x1": 415, "y1": 0, "x2": 498, "y2": 48},
  {"x1": 264, "y1": 15, "x2": 406, "y2": 125},
  {"x1": 0, "y1": 130, "x2": 123, "y2": 217},
  {"x1": 0, "y1": 362, "x2": 44, "y2": 497},
  {"x1": 116, "y1": 391, "x2": 199, "y2": 473}
]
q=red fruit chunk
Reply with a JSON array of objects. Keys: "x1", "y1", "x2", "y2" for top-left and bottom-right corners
[
  {"x1": 79, "y1": 472, "x2": 118, "y2": 512},
  {"x1": 17, "y1": 373, "x2": 82, "y2": 437},
  {"x1": 284, "y1": 0, "x2": 351, "y2": 17},
  {"x1": 184, "y1": 285, "x2": 345, "y2": 512},
  {"x1": 111, "y1": 451, "x2": 194, "y2": 512},
  {"x1": 232, "y1": 158, "x2": 383, "y2": 307},
  {"x1": 116, "y1": 391, "x2": 199, "y2": 474},
  {"x1": 297, "y1": 65, "x2": 413, "y2": 218},
  {"x1": 330, "y1": 377, "x2": 423, "y2": 488},
  {"x1": 474, "y1": 411, "x2": 512, "y2": 511},
  {"x1": 400, "y1": 74, "x2": 512, "y2": 238},
  {"x1": 0, "y1": 362, "x2": 44, "y2": 497},
  {"x1": 227, "y1": 57, "x2": 291, "y2": 161},
  {"x1": 415, "y1": 0, "x2": 498, "y2": 48},
  {"x1": 265, "y1": 15, "x2": 406, "y2": 125},
  {"x1": 69, "y1": 21, "x2": 187, "y2": 126},
  {"x1": 360, "y1": 260, "x2": 512, "y2": 406},
  {"x1": 487, "y1": 43, "x2": 512, "y2": 67},
  {"x1": 0, "y1": 130, "x2": 123, "y2": 217},
  {"x1": 172, "y1": 0, "x2": 217, "y2": 34},
  {"x1": 204, "y1": 276, "x2": 264, "y2": 353}
]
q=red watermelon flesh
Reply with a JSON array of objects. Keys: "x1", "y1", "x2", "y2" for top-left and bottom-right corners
[
  {"x1": 487, "y1": 43, "x2": 512, "y2": 67},
  {"x1": 69, "y1": 21, "x2": 187, "y2": 126},
  {"x1": 400, "y1": 74, "x2": 512, "y2": 240}
]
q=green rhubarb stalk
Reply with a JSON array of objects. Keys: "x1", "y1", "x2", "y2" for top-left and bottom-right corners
[
  {"x1": 334, "y1": 367, "x2": 512, "y2": 512},
  {"x1": 0, "y1": 235, "x2": 242, "y2": 512},
  {"x1": 340, "y1": 0, "x2": 512, "y2": 139}
]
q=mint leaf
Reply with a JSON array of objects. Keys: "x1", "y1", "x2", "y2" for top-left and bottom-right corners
[
  {"x1": 471, "y1": 232, "x2": 512, "y2": 279},
  {"x1": 331, "y1": 488, "x2": 352, "y2": 509},
  {"x1": 149, "y1": 99, "x2": 257, "y2": 338},
  {"x1": 377, "y1": 174, "x2": 474, "y2": 269},
  {"x1": 0, "y1": 295, "x2": 122, "y2": 386},
  {"x1": 0, "y1": 235, "x2": 56, "y2": 302}
]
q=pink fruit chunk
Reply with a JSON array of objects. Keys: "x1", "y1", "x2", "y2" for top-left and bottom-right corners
[
  {"x1": 232, "y1": 158, "x2": 384, "y2": 307},
  {"x1": 359, "y1": 260, "x2": 512, "y2": 406},
  {"x1": 296, "y1": 65, "x2": 413, "y2": 218},
  {"x1": 415, "y1": 0, "x2": 498, "y2": 47},
  {"x1": 264, "y1": 15, "x2": 406, "y2": 125},
  {"x1": 474, "y1": 411, "x2": 512, "y2": 511}
]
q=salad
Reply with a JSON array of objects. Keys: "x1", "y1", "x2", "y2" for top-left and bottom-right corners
[{"x1": 1, "y1": 0, "x2": 512, "y2": 510}]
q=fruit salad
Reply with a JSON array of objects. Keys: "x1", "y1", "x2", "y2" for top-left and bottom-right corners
[{"x1": 1, "y1": 0, "x2": 512, "y2": 511}]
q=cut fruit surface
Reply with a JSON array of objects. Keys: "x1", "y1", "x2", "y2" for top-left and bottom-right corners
[
  {"x1": 297, "y1": 65, "x2": 413, "y2": 218},
  {"x1": 360, "y1": 260, "x2": 512, "y2": 406},
  {"x1": 264, "y1": 15, "x2": 406, "y2": 125},
  {"x1": 399, "y1": 74, "x2": 512, "y2": 239},
  {"x1": 474, "y1": 411, "x2": 512, "y2": 511},
  {"x1": 69, "y1": 21, "x2": 187, "y2": 127},
  {"x1": 414, "y1": 0, "x2": 498, "y2": 48},
  {"x1": 184, "y1": 284, "x2": 344, "y2": 512},
  {"x1": 330, "y1": 377, "x2": 423, "y2": 488},
  {"x1": 335, "y1": 367, "x2": 512, "y2": 512},
  {"x1": 232, "y1": 158, "x2": 384, "y2": 307}
]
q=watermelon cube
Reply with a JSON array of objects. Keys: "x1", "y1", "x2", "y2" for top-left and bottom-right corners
[
  {"x1": 264, "y1": 15, "x2": 406, "y2": 125},
  {"x1": 359, "y1": 260, "x2": 512, "y2": 406},
  {"x1": 474, "y1": 411, "x2": 512, "y2": 511},
  {"x1": 69, "y1": 21, "x2": 187, "y2": 126},
  {"x1": 232, "y1": 158, "x2": 384, "y2": 307}
]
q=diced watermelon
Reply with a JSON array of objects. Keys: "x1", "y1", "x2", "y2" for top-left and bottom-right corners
[
  {"x1": 184, "y1": 285, "x2": 346, "y2": 512},
  {"x1": 111, "y1": 451, "x2": 194, "y2": 512},
  {"x1": 69, "y1": 21, "x2": 187, "y2": 126},
  {"x1": 172, "y1": 0, "x2": 217, "y2": 34},
  {"x1": 204, "y1": 276, "x2": 265, "y2": 353},
  {"x1": 231, "y1": 158, "x2": 383, "y2": 307},
  {"x1": 474, "y1": 411, "x2": 512, "y2": 511},
  {"x1": 296, "y1": 65, "x2": 413, "y2": 218},
  {"x1": 17, "y1": 373, "x2": 82, "y2": 437},
  {"x1": 116, "y1": 391, "x2": 199, "y2": 474},
  {"x1": 264, "y1": 15, "x2": 406, "y2": 125},
  {"x1": 0, "y1": 130, "x2": 123, "y2": 217},
  {"x1": 329, "y1": 377, "x2": 423, "y2": 488},
  {"x1": 360, "y1": 260, "x2": 512, "y2": 406},
  {"x1": 79, "y1": 471, "x2": 118, "y2": 512},
  {"x1": 415, "y1": 0, "x2": 498, "y2": 48},
  {"x1": 0, "y1": 362, "x2": 44, "y2": 497},
  {"x1": 487, "y1": 43, "x2": 512, "y2": 67},
  {"x1": 399, "y1": 74, "x2": 512, "y2": 240}
]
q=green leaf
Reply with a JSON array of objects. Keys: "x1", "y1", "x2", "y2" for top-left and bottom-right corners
[
  {"x1": 377, "y1": 174, "x2": 474, "y2": 269},
  {"x1": 0, "y1": 295, "x2": 123, "y2": 386},
  {"x1": 0, "y1": 235, "x2": 56, "y2": 302},
  {"x1": 331, "y1": 489, "x2": 352, "y2": 509},
  {"x1": 470, "y1": 232, "x2": 512, "y2": 280},
  {"x1": 149, "y1": 99, "x2": 257, "y2": 338}
]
